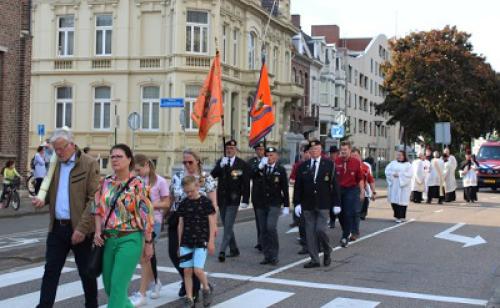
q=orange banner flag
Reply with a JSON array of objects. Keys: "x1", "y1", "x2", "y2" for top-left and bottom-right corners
[
  {"x1": 191, "y1": 52, "x2": 224, "y2": 142},
  {"x1": 249, "y1": 62, "x2": 274, "y2": 147}
]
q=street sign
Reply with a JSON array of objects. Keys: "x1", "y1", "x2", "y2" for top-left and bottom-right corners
[
  {"x1": 160, "y1": 98, "x2": 185, "y2": 108},
  {"x1": 435, "y1": 122, "x2": 451, "y2": 145},
  {"x1": 330, "y1": 125, "x2": 345, "y2": 138},
  {"x1": 37, "y1": 124, "x2": 45, "y2": 136},
  {"x1": 127, "y1": 112, "x2": 141, "y2": 131}
]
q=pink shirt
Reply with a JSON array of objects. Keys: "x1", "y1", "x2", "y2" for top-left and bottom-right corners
[{"x1": 146, "y1": 175, "x2": 170, "y2": 223}]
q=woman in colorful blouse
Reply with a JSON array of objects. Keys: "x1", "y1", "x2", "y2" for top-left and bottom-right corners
[
  {"x1": 0, "y1": 160, "x2": 21, "y2": 208},
  {"x1": 93, "y1": 144, "x2": 154, "y2": 308},
  {"x1": 169, "y1": 149, "x2": 217, "y2": 298}
]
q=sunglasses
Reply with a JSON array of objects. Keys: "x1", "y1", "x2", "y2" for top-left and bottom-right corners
[{"x1": 182, "y1": 161, "x2": 195, "y2": 165}]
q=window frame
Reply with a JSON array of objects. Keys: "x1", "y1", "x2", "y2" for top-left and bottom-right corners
[
  {"x1": 186, "y1": 10, "x2": 209, "y2": 55},
  {"x1": 57, "y1": 15, "x2": 75, "y2": 57},
  {"x1": 55, "y1": 86, "x2": 73, "y2": 129},
  {"x1": 184, "y1": 85, "x2": 201, "y2": 131},
  {"x1": 141, "y1": 86, "x2": 160, "y2": 131},
  {"x1": 248, "y1": 31, "x2": 257, "y2": 69},
  {"x1": 93, "y1": 86, "x2": 112, "y2": 130},
  {"x1": 95, "y1": 14, "x2": 113, "y2": 56}
]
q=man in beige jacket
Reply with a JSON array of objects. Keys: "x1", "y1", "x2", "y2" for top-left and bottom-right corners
[{"x1": 32, "y1": 129, "x2": 100, "y2": 308}]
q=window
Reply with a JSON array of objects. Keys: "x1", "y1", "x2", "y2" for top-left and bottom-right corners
[
  {"x1": 222, "y1": 24, "x2": 228, "y2": 63},
  {"x1": 247, "y1": 95, "x2": 254, "y2": 129},
  {"x1": 232, "y1": 29, "x2": 239, "y2": 66},
  {"x1": 57, "y1": 15, "x2": 74, "y2": 56},
  {"x1": 370, "y1": 58, "x2": 373, "y2": 73},
  {"x1": 186, "y1": 11, "x2": 209, "y2": 54},
  {"x1": 284, "y1": 52, "x2": 290, "y2": 81},
  {"x1": 55, "y1": 87, "x2": 72, "y2": 128},
  {"x1": 95, "y1": 15, "x2": 112, "y2": 56},
  {"x1": 248, "y1": 32, "x2": 257, "y2": 69},
  {"x1": 272, "y1": 47, "x2": 278, "y2": 75},
  {"x1": 320, "y1": 122, "x2": 328, "y2": 137},
  {"x1": 185, "y1": 85, "x2": 200, "y2": 130},
  {"x1": 358, "y1": 119, "x2": 363, "y2": 133},
  {"x1": 354, "y1": 94, "x2": 357, "y2": 109},
  {"x1": 100, "y1": 157, "x2": 109, "y2": 170},
  {"x1": 142, "y1": 86, "x2": 160, "y2": 130},
  {"x1": 93, "y1": 86, "x2": 111, "y2": 129}
]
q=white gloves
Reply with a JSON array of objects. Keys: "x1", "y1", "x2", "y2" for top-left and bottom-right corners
[
  {"x1": 281, "y1": 207, "x2": 290, "y2": 216},
  {"x1": 294, "y1": 204, "x2": 302, "y2": 217},
  {"x1": 258, "y1": 157, "x2": 268, "y2": 170},
  {"x1": 240, "y1": 203, "x2": 249, "y2": 209},
  {"x1": 332, "y1": 206, "x2": 341, "y2": 215},
  {"x1": 220, "y1": 157, "x2": 229, "y2": 168}
]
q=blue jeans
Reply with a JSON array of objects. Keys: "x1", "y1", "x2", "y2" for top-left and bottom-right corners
[{"x1": 339, "y1": 187, "x2": 361, "y2": 239}]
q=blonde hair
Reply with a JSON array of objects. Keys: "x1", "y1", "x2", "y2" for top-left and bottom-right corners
[
  {"x1": 182, "y1": 149, "x2": 203, "y2": 175},
  {"x1": 134, "y1": 153, "x2": 157, "y2": 186},
  {"x1": 181, "y1": 175, "x2": 197, "y2": 187}
]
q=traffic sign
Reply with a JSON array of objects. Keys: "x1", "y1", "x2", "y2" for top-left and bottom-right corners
[
  {"x1": 37, "y1": 124, "x2": 45, "y2": 136},
  {"x1": 127, "y1": 112, "x2": 141, "y2": 131},
  {"x1": 435, "y1": 122, "x2": 451, "y2": 145},
  {"x1": 330, "y1": 125, "x2": 344, "y2": 138},
  {"x1": 160, "y1": 98, "x2": 185, "y2": 108}
]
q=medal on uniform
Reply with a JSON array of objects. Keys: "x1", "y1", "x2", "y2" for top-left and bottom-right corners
[
  {"x1": 231, "y1": 169, "x2": 242, "y2": 179},
  {"x1": 325, "y1": 175, "x2": 329, "y2": 181},
  {"x1": 274, "y1": 177, "x2": 279, "y2": 183}
]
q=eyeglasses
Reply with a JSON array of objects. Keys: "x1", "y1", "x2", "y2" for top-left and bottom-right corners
[
  {"x1": 182, "y1": 161, "x2": 195, "y2": 165},
  {"x1": 54, "y1": 142, "x2": 71, "y2": 153},
  {"x1": 111, "y1": 155, "x2": 124, "y2": 160}
]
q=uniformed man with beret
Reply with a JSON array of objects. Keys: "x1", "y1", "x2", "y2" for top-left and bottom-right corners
[
  {"x1": 250, "y1": 146, "x2": 289, "y2": 265},
  {"x1": 293, "y1": 139, "x2": 341, "y2": 268},
  {"x1": 211, "y1": 139, "x2": 250, "y2": 262},
  {"x1": 248, "y1": 141, "x2": 266, "y2": 251}
]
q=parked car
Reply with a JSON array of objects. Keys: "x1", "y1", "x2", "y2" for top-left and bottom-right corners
[{"x1": 476, "y1": 141, "x2": 500, "y2": 191}]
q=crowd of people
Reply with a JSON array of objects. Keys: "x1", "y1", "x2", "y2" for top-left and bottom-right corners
[{"x1": 28, "y1": 128, "x2": 479, "y2": 308}]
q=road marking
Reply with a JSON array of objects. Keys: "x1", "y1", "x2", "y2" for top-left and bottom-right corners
[
  {"x1": 258, "y1": 219, "x2": 416, "y2": 279},
  {"x1": 286, "y1": 226, "x2": 299, "y2": 234},
  {"x1": 0, "y1": 237, "x2": 39, "y2": 249},
  {"x1": 321, "y1": 297, "x2": 380, "y2": 308},
  {"x1": 0, "y1": 274, "x2": 139, "y2": 306},
  {"x1": 98, "y1": 281, "x2": 181, "y2": 308},
  {"x1": 434, "y1": 209, "x2": 444, "y2": 213},
  {"x1": 0, "y1": 228, "x2": 47, "y2": 240},
  {"x1": 434, "y1": 223, "x2": 487, "y2": 247},
  {"x1": 213, "y1": 289, "x2": 294, "y2": 308},
  {"x1": 0, "y1": 266, "x2": 75, "y2": 288}
]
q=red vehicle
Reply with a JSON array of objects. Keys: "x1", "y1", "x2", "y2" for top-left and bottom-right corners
[{"x1": 476, "y1": 141, "x2": 500, "y2": 191}]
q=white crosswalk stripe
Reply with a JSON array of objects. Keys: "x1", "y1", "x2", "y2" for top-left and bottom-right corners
[
  {"x1": 321, "y1": 297, "x2": 380, "y2": 308},
  {"x1": 213, "y1": 288, "x2": 294, "y2": 308},
  {"x1": 0, "y1": 266, "x2": 75, "y2": 288}
]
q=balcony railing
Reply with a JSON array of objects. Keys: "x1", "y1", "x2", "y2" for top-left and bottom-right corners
[
  {"x1": 54, "y1": 60, "x2": 73, "y2": 70},
  {"x1": 92, "y1": 59, "x2": 111, "y2": 69},
  {"x1": 185, "y1": 55, "x2": 211, "y2": 68},
  {"x1": 139, "y1": 58, "x2": 161, "y2": 68}
]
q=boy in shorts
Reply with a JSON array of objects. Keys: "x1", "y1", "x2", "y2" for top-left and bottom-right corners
[{"x1": 178, "y1": 175, "x2": 216, "y2": 307}]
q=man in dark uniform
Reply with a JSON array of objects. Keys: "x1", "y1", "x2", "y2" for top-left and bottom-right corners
[
  {"x1": 293, "y1": 140, "x2": 341, "y2": 268},
  {"x1": 328, "y1": 145, "x2": 339, "y2": 229},
  {"x1": 250, "y1": 147, "x2": 290, "y2": 265},
  {"x1": 248, "y1": 141, "x2": 266, "y2": 251},
  {"x1": 211, "y1": 139, "x2": 250, "y2": 262}
]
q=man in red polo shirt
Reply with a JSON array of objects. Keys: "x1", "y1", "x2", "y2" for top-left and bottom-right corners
[{"x1": 335, "y1": 141, "x2": 364, "y2": 247}]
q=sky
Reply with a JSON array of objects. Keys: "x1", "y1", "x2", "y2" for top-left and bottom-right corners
[{"x1": 291, "y1": 0, "x2": 500, "y2": 72}]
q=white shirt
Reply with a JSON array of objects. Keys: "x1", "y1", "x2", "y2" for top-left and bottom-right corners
[
  {"x1": 310, "y1": 157, "x2": 321, "y2": 182},
  {"x1": 229, "y1": 156, "x2": 235, "y2": 167}
]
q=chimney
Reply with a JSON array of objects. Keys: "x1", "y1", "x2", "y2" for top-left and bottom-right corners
[
  {"x1": 291, "y1": 14, "x2": 301, "y2": 29},
  {"x1": 311, "y1": 25, "x2": 340, "y2": 44}
]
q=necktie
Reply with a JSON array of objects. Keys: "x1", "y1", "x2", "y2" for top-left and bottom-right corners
[
  {"x1": 266, "y1": 165, "x2": 272, "y2": 176},
  {"x1": 311, "y1": 160, "x2": 317, "y2": 171}
]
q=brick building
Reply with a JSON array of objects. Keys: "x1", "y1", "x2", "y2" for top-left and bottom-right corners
[{"x1": 0, "y1": 0, "x2": 32, "y2": 176}]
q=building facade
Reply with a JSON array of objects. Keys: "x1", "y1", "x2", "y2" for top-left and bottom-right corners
[
  {"x1": 0, "y1": 0, "x2": 32, "y2": 176},
  {"x1": 30, "y1": 0, "x2": 299, "y2": 175}
]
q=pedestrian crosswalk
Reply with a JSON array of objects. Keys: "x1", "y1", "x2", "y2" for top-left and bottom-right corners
[{"x1": 213, "y1": 289, "x2": 294, "y2": 307}]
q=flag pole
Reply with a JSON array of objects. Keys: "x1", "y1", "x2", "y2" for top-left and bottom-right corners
[{"x1": 216, "y1": 0, "x2": 227, "y2": 158}]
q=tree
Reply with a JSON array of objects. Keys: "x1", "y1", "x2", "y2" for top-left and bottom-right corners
[{"x1": 377, "y1": 26, "x2": 500, "y2": 146}]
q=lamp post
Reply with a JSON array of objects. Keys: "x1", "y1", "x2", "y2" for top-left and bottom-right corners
[{"x1": 374, "y1": 120, "x2": 383, "y2": 179}]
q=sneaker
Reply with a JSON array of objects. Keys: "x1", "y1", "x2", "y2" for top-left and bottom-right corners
[
  {"x1": 183, "y1": 297, "x2": 195, "y2": 308},
  {"x1": 340, "y1": 238, "x2": 349, "y2": 248},
  {"x1": 395, "y1": 219, "x2": 402, "y2": 223},
  {"x1": 202, "y1": 284, "x2": 214, "y2": 307},
  {"x1": 130, "y1": 292, "x2": 147, "y2": 307},
  {"x1": 150, "y1": 279, "x2": 162, "y2": 299}
]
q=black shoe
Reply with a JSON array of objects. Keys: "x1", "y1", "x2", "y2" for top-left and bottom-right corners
[
  {"x1": 260, "y1": 259, "x2": 271, "y2": 265},
  {"x1": 269, "y1": 259, "x2": 279, "y2": 266},
  {"x1": 297, "y1": 248, "x2": 308, "y2": 255},
  {"x1": 228, "y1": 249, "x2": 240, "y2": 258},
  {"x1": 340, "y1": 238, "x2": 349, "y2": 248},
  {"x1": 289, "y1": 222, "x2": 298, "y2": 227},
  {"x1": 303, "y1": 261, "x2": 320, "y2": 268},
  {"x1": 360, "y1": 216, "x2": 366, "y2": 221},
  {"x1": 254, "y1": 244, "x2": 262, "y2": 251},
  {"x1": 329, "y1": 222, "x2": 335, "y2": 229},
  {"x1": 324, "y1": 254, "x2": 331, "y2": 266},
  {"x1": 178, "y1": 282, "x2": 186, "y2": 297},
  {"x1": 218, "y1": 252, "x2": 225, "y2": 262}
]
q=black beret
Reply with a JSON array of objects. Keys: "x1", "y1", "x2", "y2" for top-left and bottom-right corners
[
  {"x1": 225, "y1": 139, "x2": 237, "y2": 147},
  {"x1": 266, "y1": 147, "x2": 277, "y2": 153},
  {"x1": 302, "y1": 144, "x2": 310, "y2": 152},
  {"x1": 329, "y1": 145, "x2": 338, "y2": 153},
  {"x1": 309, "y1": 139, "x2": 321, "y2": 147},
  {"x1": 253, "y1": 141, "x2": 265, "y2": 149}
]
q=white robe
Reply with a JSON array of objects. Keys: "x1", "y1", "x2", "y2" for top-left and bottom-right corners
[
  {"x1": 443, "y1": 157, "x2": 457, "y2": 193},
  {"x1": 410, "y1": 159, "x2": 426, "y2": 192},
  {"x1": 385, "y1": 160, "x2": 413, "y2": 206},
  {"x1": 460, "y1": 162, "x2": 478, "y2": 187},
  {"x1": 426, "y1": 158, "x2": 444, "y2": 187}
]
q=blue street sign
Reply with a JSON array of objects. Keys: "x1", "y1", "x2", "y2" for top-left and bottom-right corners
[
  {"x1": 37, "y1": 124, "x2": 45, "y2": 136},
  {"x1": 160, "y1": 98, "x2": 185, "y2": 108},
  {"x1": 330, "y1": 125, "x2": 344, "y2": 138}
]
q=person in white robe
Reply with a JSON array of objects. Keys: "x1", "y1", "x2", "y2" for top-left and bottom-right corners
[
  {"x1": 385, "y1": 150, "x2": 413, "y2": 223},
  {"x1": 459, "y1": 151, "x2": 479, "y2": 203},
  {"x1": 410, "y1": 152, "x2": 426, "y2": 203},
  {"x1": 426, "y1": 151, "x2": 444, "y2": 204},
  {"x1": 442, "y1": 148, "x2": 457, "y2": 202}
]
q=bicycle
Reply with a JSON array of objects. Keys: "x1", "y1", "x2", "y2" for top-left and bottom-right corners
[
  {"x1": 2, "y1": 176, "x2": 21, "y2": 211},
  {"x1": 26, "y1": 171, "x2": 37, "y2": 196}
]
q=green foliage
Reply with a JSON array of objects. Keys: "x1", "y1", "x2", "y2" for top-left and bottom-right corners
[{"x1": 377, "y1": 26, "x2": 500, "y2": 146}]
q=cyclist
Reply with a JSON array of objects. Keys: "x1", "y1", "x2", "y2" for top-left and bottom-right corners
[
  {"x1": 34, "y1": 146, "x2": 47, "y2": 194},
  {"x1": 0, "y1": 160, "x2": 21, "y2": 208}
]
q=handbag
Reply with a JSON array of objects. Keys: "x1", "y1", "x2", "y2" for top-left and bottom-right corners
[{"x1": 87, "y1": 177, "x2": 135, "y2": 278}]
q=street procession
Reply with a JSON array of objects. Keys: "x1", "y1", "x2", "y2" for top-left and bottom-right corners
[{"x1": 1, "y1": 0, "x2": 500, "y2": 307}]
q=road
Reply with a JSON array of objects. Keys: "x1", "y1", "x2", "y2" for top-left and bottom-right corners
[{"x1": 0, "y1": 189, "x2": 498, "y2": 307}]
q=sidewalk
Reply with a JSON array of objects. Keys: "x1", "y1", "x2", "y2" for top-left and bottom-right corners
[{"x1": 0, "y1": 191, "x2": 49, "y2": 219}]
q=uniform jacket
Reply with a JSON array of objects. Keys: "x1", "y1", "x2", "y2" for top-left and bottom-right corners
[
  {"x1": 293, "y1": 158, "x2": 340, "y2": 210},
  {"x1": 211, "y1": 156, "x2": 250, "y2": 207},
  {"x1": 248, "y1": 156, "x2": 262, "y2": 203},
  {"x1": 45, "y1": 148, "x2": 100, "y2": 234},
  {"x1": 250, "y1": 162, "x2": 289, "y2": 208}
]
